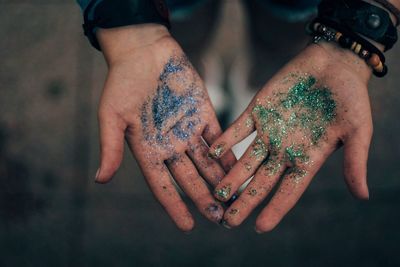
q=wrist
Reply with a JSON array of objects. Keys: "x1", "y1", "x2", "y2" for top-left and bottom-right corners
[
  {"x1": 97, "y1": 23, "x2": 170, "y2": 65},
  {"x1": 311, "y1": 41, "x2": 372, "y2": 82}
]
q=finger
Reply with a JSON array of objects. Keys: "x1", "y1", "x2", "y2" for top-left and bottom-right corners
[
  {"x1": 166, "y1": 154, "x2": 224, "y2": 223},
  {"x1": 142, "y1": 163, "x2": 195, "y2": 232},
  {"x1": 343, "y1": 128, "x2": 372, "y2": 200},
  {"x1": 96, "y1": 107, "x2": 126, "y2": 183},
  {"x1": 186, "y1": 138, "x2": 226, "y2": 187},
  {"x1": 214, "y1": 137, "x2": 269, "y2": 201},
  {"x1": 223, "y1": 155, "x2": 286, "y2": 228},
  {"x1": 208, "y1": 111, "x2": 255, "y2": 161},
  {"x1": 255, "y1": 151, "x2": 328, "y2": 233},
  {"x1": 202, "y1": 113, "x2": 239, "y2": 172}
]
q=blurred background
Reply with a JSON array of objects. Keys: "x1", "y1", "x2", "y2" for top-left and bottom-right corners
[{"x1": 1, "y1": 0, "x2": 399, "y2": 266}]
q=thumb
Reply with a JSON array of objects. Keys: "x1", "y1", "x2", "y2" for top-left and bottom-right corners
[
  {"x1": 342, "y1": 128, "x2": 372, "y2": 200},
  {"x1": 95, "y1": 107, "x2": 126, "y2": 183}
]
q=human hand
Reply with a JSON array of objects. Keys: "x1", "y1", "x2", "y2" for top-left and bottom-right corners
[
  {"x1": 95, "y1": 24, "x2": 236, "y2": 232},
  {"x1": 209, "y1": 42, "x2": 373, "y2": 232}
]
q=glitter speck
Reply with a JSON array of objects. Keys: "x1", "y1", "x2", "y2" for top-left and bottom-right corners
[
  {"x1": 211, "y1": 143, "x2": 225, "y2": 158},
  {"x1": 229, "y1": 209, "x2": 239, "y2": 215},
  {"x1": 245, "y1": 117, "x2": 254, "y2": 128},
  {"x1": 285, "y1": 144, "x2": 309, "y2": 164},
  {"x1": 244, "y1": 162, "x2": 252, "y2": 171},
  {"x1": 251, "y1": 138, "x2": 268, "y2": 161},
  {"x1": 215, "y1": 185, "x2": 231, "y2": 200},
  {"x1": 248, "y1": 188, "x2": 257, "y2": 196}
]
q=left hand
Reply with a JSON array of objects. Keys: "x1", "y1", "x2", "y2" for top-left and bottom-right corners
[{"x1": 209, "y1": 42, "x2": 373, "y2": 233}]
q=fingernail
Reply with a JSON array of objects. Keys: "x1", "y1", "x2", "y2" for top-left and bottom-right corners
[
  {"x1": 209, "y1": 143, "x2": 225, "y2": 159},
  {"x1": 221, "y1": 220, "x2": 232, "y2": 229},
  {"x1": 207, "y1": 152, "x2": 215, "y2": 159},
  {"x1": 94, "y1": 168, "x2": 100, "y2": 182},
  {"x1": 214, "y1": 185, "x2": 231, "y2": 200},
  {"x1": 255, "y1": 227, "x2": 263, "y2": 234},
  {"x1": 206, "y1": 203, "x2": 224, "y2": 223}
]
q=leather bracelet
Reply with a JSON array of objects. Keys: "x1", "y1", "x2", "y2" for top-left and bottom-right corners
[
  {"x1": 373, "y1": 0, "x2": 400, "y2": 26},
  {"x1": 83, "y1": 0, "x2": 170, "y2": 51},
  {"x1": 318, "y1": 0, "x2": 398, "y2": 51}
]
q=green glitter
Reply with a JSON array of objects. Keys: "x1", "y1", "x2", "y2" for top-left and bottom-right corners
[
  {"x1": 251, "y1": 138, "x2": 268, "y2": 160},
  {"x1": 245, "y1": 117, "x2": 253, "y2": 128},
  {"x1": 263, "y1": 154, "x2": 283, "y2": 176},
  {"x1": 215, "y1": 185, "x2": 231, "y2": 200},
  {"x1": 285, "y1": 144, "x2": 309, "y2": 164},
  {"x1": 251, "y1": 75, "x2": 336, "y2": 181},
  {"x1": 286, "y1": 167, "x2": 308, "y2": 183},
  {"x1": 252, "y1": 75, "x2": 336, "y2": 149}
]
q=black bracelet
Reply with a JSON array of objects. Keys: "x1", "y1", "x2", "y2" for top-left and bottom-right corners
[{"x1": 318, "y1": 0, "x2": 398, "y2": 51}]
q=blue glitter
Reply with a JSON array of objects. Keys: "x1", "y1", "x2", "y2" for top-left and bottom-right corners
[
  {"x1": 152, "y1": 84, "x2": 185, "y2": 130},
  {"x1": 171, "y1": 118, "x2": 199, "y2": 141},
  {"x1": 185, "y1": 107, "x2": 197, "y2": 117},
  {"x1": 172, "y1": 121, "x2": 190, "y2": 140},
  {"x1": 140, "y1": 55, "x2": 201, "y2": 145},
  {"x1": 159, "y1": 58, "x2": 184, "y2": 81}
]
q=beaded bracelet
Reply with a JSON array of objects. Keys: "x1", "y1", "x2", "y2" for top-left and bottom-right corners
[{"x1": 309, "y1": 20, "x2": 388, "y2": 77}]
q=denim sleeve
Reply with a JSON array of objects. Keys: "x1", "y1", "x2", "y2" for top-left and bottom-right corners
[
  {"x1": 256, "y1": 0, "x2": 321, "y2": 22},
  {"x1": 76, "y1": 0, "x2": 92, "y2": 11},
  {"x1": 76, "y1": 0, "x2": 103, "y2": 20}
]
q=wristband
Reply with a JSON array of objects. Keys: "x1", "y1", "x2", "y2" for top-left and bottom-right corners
[{"x1": 318, "y1": 0, "x2": 398, "y2": 51}]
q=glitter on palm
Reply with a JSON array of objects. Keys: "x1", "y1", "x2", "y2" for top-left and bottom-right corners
[
  {"x1": 252, "y1": 74, "x2": 337, "y2": 180},
  {"x1": 140, "y1": 55, "x2": 203, "y2": 145}
]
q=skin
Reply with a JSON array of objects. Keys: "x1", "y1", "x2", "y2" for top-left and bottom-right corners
[
  {"x1": 210, "y1": 42, "x2": 374, "y2": 233},
  {"x1": 95, "y1": 24, "x2": 236, "y2": 232},
  {"x1": 90, "y1": 0, "x2": 400, "y2": 233}
]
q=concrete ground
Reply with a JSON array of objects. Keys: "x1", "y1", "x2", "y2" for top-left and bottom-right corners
[{"x1": 0, "y1": 1, "x2": 399, "y2": 266}]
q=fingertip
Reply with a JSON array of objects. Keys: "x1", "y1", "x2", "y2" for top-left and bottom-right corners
[
  {"x1": 214, "y1": 184, "x2": 232, "y2": 201},
  {"x1": 94, "y1": 168, "x2": 111, "y2": 184},
  {"x1": 355, "y1": 183, "x2": 369, "y2": 200},
  {"x1": 179, "y1": 217, "x2": 195, "y2": 233},
  {"x1": 221, "y1": 215, "x2": 241, "y2": 229},
  {"x1": 205, "y1": 202, "x2": 224, "y2": 223},
  {"x1": 221, "y1": 219, "x2": 232, "y2": 229},
  {"x1": 209, "y1": 142, "x2": 226, "y2": 159},
  {"x1": 94, "y1": 168, "x2": 101, "y2": 181},
  {"x1": 351, "y1": 181, "x2": 370, "y2": 200},
  {"x1": 94, "y1": 162, "x2": 119, "y2": 183},
  {"x1": 255, "y1": 218, "x2": 278, "y2": 234},
  {"x1": 344, "y1": 172, "x2": 370, "y2": 200}
]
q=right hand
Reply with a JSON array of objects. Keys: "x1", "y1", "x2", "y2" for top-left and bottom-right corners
[
  {"x1": 94, "y1": 24, "x2": 236, "y2": 232},
  {"x1": 209, "y1": 42, "x2": 373, "y2": 232}
]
